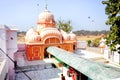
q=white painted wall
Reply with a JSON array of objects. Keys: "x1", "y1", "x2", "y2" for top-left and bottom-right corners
[
  {"x1": 7, "y1": 30, "x2": 18, "y2": 50},
  {"x1": 0, "y1": 29, "x2": 7, "y2": 53},
  {"x1": 0, "y1": 25, "x2": 18, "y2": 80}
]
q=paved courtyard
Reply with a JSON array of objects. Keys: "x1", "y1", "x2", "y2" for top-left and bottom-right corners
[
  {"x1": 14, "y1": 48, "x2": 118, "y2": 80},
  {"x1": 14, "y1": 51, "x2": 72, "y2": 80}
]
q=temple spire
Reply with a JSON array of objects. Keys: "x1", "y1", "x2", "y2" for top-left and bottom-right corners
[{"x1": 45, "y1": 0, "x2": 48, "y2": 10}]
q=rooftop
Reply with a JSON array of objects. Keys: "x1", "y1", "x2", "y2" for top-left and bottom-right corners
[{"x1": 0, "y1": 25, "x2": 18, "y2": 30}]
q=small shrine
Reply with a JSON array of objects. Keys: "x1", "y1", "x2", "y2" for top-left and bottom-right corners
[{"x1": 25, "y1": 5, "x2": 77, "y2": 60}]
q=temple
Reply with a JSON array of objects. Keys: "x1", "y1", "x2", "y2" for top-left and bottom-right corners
[
  {"x1": 1, "y1": 2, "x2": 120, "y2": 80},
  {"x1": 25, "y1": 6, "x2": 77, "y2": 60}
]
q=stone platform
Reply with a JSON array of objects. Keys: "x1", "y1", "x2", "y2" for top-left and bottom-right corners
[{"x1": 14, "y1": 51, "x2": 72, "y2": 80}]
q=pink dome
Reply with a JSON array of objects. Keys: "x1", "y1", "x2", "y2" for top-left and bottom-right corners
[
  {"x1": 27, "y1": 35, "x2": 35, "y2": 42},
  {"x1": 25, "y1": 27, "x2": 41, "y2": 42},
  {"x1": 60, "y1": 30, "x2": 70, "y2": 40},
  {"x1": 38, "y1": 9, "x2": 55, "y2": 24},
  {"x1": 63, "y1": 33, "x2": 70, "y2": 40},
  {"x1": 33, "y1": 35, "x2": 41, "y2": 41},
  {"x1": 25, "y1": 35, "x2": 41, "y2": 43},
  {"x1": 26, "y1": 27, "x2": 38, "y2": 36},
  {"x1": 40, "y1": 28, "x2": 62, "y2": 38},
  {"x1": 39, "y1": 28, "x2": 62, "y2": 42},
  {"x1": 69, "y1": 32, "x2": 76, "y2": 40}
]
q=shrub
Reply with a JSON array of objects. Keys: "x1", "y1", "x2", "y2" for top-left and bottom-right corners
[
  {"x1": 87, "y1": 40, "x2": 92, "y2": 47},
  {"x1": 93, "y1": 38, "x2": 101, "y2": 47}
]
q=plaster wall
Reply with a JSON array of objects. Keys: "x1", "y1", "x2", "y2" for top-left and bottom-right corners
[
  {"x1": 7, "y1": 30, "x2": 18, "y2": 50},
  {"x1": 0, "y1": 29, "x2": 7, "y2": 53}
]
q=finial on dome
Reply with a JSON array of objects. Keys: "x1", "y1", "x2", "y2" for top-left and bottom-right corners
[
  {"x1": 45, "y1": 0, "x2": 48, "y2": 10},
  {"x1": 31, "y1": 26, "x2": 35, "y2": 30},
  {"x1": 31, "y1": 26, "x2": 34, "y2": 29}
]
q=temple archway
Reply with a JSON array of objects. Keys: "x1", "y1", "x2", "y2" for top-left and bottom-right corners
[{"x1": 44, "y1": 37, "x2": 61, "y2": 44}]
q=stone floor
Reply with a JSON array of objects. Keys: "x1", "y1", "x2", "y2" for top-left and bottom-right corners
[
  {"x1": 74, "y1": 49, "x2": 105, "y2": 63},
  {"x1": 75, "y1": 49, "x2": 120, "y2": 69},
  {"x1": 14, "y1": 51, "x2": 72, "y2": 80},
  {"x1": 15, "y1": 67, "x2": 72, "y2": 80},
  {"x1": 15, "y1": 68, "x2": 61, "y2": 80}
]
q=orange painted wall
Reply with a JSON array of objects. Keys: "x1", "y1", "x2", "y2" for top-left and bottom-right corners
[{"x1": 25, "y1": 42, "x2": 76, "y2": 61}]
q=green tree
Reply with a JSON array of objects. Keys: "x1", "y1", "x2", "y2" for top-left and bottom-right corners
[
  {"x1": 102, "y1": 0, "x2": 120, "y2": 51},
  {"x1": 57, "y1": 19, "x2": 72, "y2": 33}
]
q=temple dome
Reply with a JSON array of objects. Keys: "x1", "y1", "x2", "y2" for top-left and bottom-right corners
[
  {"x1": 25, "y1": 27, "x2": 41, "y2": 42},
  {"x1": 69, "y1": 32, "x2": 76, "y2": 40},
  {"x1": 37, "y1": 9, "x2": 55, "y2": 25},
  {"x1": 40, "y1": 28, "x2": 62, "y2": 41},
  {"x1": 60, "y1": 30, "x2": 70, "y2": 40},
  {"x1": 25, "y1": 35, "x2": 41, "y2": 43},
  {"x1": 26, "y1": 27, "x2": 38, "y2": 36}
]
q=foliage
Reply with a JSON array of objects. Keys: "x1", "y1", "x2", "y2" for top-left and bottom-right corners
[
  {"x1": 87, "y1": 38, "x2": 101, "y2": 47},
  {"x1": 17, "y1": 31, "x2": 26, "y2": 37},
  {"x1": 87, "y1": 40, "x2": 92, "y2": 47},
  {"x1": 57, "y1": 19, "x2": 72, "y2": 33},
  {"x1": 102, "y1": 0, "x2": 120, "y2": 51},
  {"x1": 92, "y1": 38, "x2": 101, "y2": 47}
]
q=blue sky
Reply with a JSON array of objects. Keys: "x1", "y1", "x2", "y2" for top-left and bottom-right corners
[{"x1": 0, "y1": 0, "x2": 109, "y2": 31}]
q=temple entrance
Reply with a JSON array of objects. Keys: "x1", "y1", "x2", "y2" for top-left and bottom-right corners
[
  {"x1": 73, "y1": 45, "x2": 76, "y2": 50},
  {"x1": 44, "y1": 47, "x2": 50, "y2": 58}
]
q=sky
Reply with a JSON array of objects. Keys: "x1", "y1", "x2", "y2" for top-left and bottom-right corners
[{"x1": 0, "y1": 0, "x2": 110, "y2": 31}]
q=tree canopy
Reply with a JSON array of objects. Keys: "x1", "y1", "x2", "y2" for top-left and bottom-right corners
[
  {"x1": 56, "y1": 19, "x2": 72, "y2": 33},
  {"x1": 102, "y1": 0, "x2": 120, "y2": 50},
  {"x1": 74, "y1": 30, "x2": 108, "y2": 36}
]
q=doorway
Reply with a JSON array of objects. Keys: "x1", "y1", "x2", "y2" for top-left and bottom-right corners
[{"x1": 44, "y1": 47, "x2": 49, "y2": 58}]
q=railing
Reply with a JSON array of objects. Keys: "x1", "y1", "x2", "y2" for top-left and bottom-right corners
[{"x1": 0, "y1": 48, "x2": 6, "y2": 57}]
